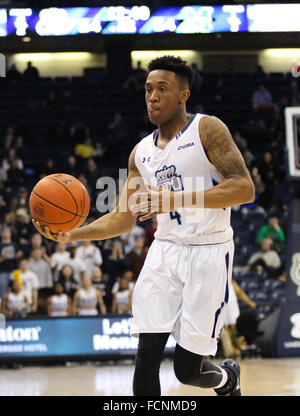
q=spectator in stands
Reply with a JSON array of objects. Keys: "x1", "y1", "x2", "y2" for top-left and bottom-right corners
[
  {"x1": 3, "y1": 125, "x2": 23, "y2": 152},
  {"x1": 24, "y1": 233, "x2": 50, "y2": 263},
  {"x1": 91, "y1": 266, "x2": 107, "y2": 297},
  {"x1": 112, "y1": 270, "x2": 135, "y2": 295},
  {"x1": 104, "y1": 239, "x2": 131, "y2": 291},
  {"x1": 39, "y1": 158, "x2": 56, "y2": 179},
  {"x1": 123, "y1": 74, "x2": 142, "y2": 95},
  {"x1": 1, "y1": 280, "x2": 29, "y2": 317},
  {"x1": 288, "y1": 79, "x2": 300, "y2": 107},
  {"x1": 256, "y1": 215, "x2": 285, "y2": 253},
  {"x1": 10, "y1": 186, "x2": 29, "y2": 213},
  {"x1": 252, "y1": 84, "x2": 275, "y2": 115},
  {"x1": 11, "y1": 257, "x2": 39, "y2": 314},
  {"x1": 233, "y1": 130, "x2": 248, "y2": 156},
  {"x1": 213, "y1": 78, "x2": 226, "y2": 104},
  {"x1": 28, "y1": 247, "x2": 53, "y2": 289},
  {"x1": 6, "y1": 62, "x2": 22, "y2": 85},
  {"x1": 23, "y1": 61, "x2": 39, "y2": 80},
  {"x1": 111, "y1": 276, "x2": 132, "y2": 315},
  {"x1": 220, "y1": 280, "x2": 256, "y2": 359},
  {"x1": 0, "y1": 213, "x2": 17, "y2": 240},
  {"x1": 58, "y1": 242, "x2": 85, "y2": 284},
  {"x1": 2, "y1": 148, "x2": 23, "y2": 173},
  {"x1": 73, "y1": 274, "x2": 106, "y2": 316},
  {"x1": 247, "y1": 238, "x2": 283, "y2": 278},
  {"x1": 6, "y1": 158, "x2": 24, "y2": 189},
  {"x1": 15, "y1": 208, "x2": 32, "y2": 247},
  {"x1": 47, "y1": 281, "x2": 72, "y2": 317},
  {"x1": 0, "y1": 227, "x2": 22, "y2": 299},
  {"x1": 127, "y1": 236, "x2": 147, "y2": 281},
  {"x1": 70, "y1": 117, "x2": 90, "y2": 144},
  {"x1": 65, "y1": 155, "x2": 79, "y2": 177},
  {"x1": 58, "y1": 264, "x2": 79, "y2": 299},
  {"x1": 75, "y1": 240, "x2": 103, "y2": 277},
  {"x1": 120, "y1": 223, "x2": 145, "y2": 254},
  {"x1": 132, "y1": 60, "x2": 147, "y2": 85},
  {"x1": 75, "y1": 137, "x2": 95, "y2": 159},
  {"x1": 84, "y1": 158, "x2": 100, "y2": 189},
  {"x1": 50, "y1": 242, "x2": 70, "y2": 281}
]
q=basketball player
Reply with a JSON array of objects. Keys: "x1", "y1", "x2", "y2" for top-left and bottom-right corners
[{"x1": 33, "y1": 56, "x2": 255, "y2": 396}]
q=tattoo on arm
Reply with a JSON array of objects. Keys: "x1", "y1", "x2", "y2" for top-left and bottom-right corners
[{"x1": 200, "y1": 116, "x2": 249, "y2": 179}]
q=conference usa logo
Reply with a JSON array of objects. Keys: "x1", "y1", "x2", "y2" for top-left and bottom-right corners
[
  {"x1": 155, "y1": 165, "x2": 183, "y2": 191},
  {"x1": 290, "y1": 253, "x2": 300, "y2": 296}
]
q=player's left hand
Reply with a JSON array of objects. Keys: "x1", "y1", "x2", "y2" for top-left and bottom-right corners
[{"x1": 129, "y1": 184, "x2": 176, "y2": 222}]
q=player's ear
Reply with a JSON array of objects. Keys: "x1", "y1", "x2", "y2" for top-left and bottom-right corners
[{"x1": 179, "y1": 89, "x2": 190, "y2": 104}]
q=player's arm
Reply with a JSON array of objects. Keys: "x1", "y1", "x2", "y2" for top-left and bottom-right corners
[
  {"x1": 33, "y1": 145, "x2": 141, "y2": 242},
  {"x1": 198, "y1": 115, "x2": 255, "y2": 208}
]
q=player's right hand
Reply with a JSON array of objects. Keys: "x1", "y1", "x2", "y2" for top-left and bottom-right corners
[{"x1": 32, "y1": 219, "x2": 71, "y2": 243}]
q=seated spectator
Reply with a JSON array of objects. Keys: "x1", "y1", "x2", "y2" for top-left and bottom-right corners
[
  {"x1": 75, "y1": 137, "x2": 95, "y2": 159},
  {"x1": 23, "y1": 61, "x2": 39, "y2": 80},
  {"x1": 58, "y1": 242, "x2": 85, "y2": 283},
  {"x1": 104, "y1": 239, "x2": 131, "y2": 291},
  {"x1": 84, "y1": 158, "x2": 100, "y2": 188},
  {"x1": 28, "y1": 247, "x2": 53, "y2": 289},
  {"x1": 11, "y1": 258, "x2": 39, "y2": 314},
  {"x1": 127, "y1": 236, "x2": 147, "y2": 281},
  {"x1": 70, "y1": 117, "x2": 90, "y2": 144},
  {"x1": 91, "y1": 266, "x2": 107, "y2": 297},
  {"x1": 6, "y1": 62, "x2": 22, "y2": 85},
  {"x1": 112, "y1": 270, "x2": 135, "y2": 295},
  {"x1": 39, "y1": 158, "x2": 56, "y2": 179},
  {"x1": 47, "y1": 282, "x2": 72, "y2": 317},
  {"x1": 73, "y1": 275, "x2": 106, "y2": 316},
  {"x1": 65, "y1": 155, "x2": 79, "y2": 177},
  {"x1": 50, "y1": 242, "x2": 70, "y2": 281},
  {"x1": 0, "y1": 212, "x2": 17, "y2": 241},
  {"x1": 58, "y1": 264, "x2": 79, "y2": 299},
  {"x1": 6, "y1": 158, "x2": 24, "y2": 188},
  {"x1": 0, "y1": 227, "x2": 22, "y2": 299},
  {"x1": 121, "y1": 224, "x2": 145, "y2": 254},
  {"x1": 2, "y1": 280, "x2": 29, "y2": 317},
  {"x1": 10, "y1": 186, "x2": 29, "y2": 213},
  {"x1": 15, "y1": 208, "x2": 32, "y2": 247},
  {"x1": 3, "y1": 124, "x2": 23, "y2": 152},
  {"x1": 111, "y1": 276, "x2": 132, "y2": 315},
  {"x1": 247, "y1": 238, "x2": 284, "y2": 279},
  {"x1": 252, "y1": 84, "x2": 274, "y2": 113},
  {"x1": 75, "y1": 240, "x2": 103, "y2": 277},
  {"x1": 23, "y1": 233, "x2": 51, "y2": 263},
  {"x1": 220, "y1": 280, "x2": 256, "y2": 359},
  {"x1": 2, "y1": 148, "x2": 23, "y2": 172},
  {"x1": 256, "y1": 216, "x2": 285, "y2": 253}
]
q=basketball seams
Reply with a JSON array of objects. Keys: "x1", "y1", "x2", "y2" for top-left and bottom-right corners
[
  {"x1": 48, "y1": 176, "x2": 79, "y2": 215},
  {"x1": 32, "y1": 191, "x2": 87, "y2": 219},
  {"x1": 72, "y1": 181, "x2": 86, "y2": 229}
]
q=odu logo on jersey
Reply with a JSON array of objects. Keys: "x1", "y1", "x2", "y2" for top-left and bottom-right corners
[
  {"x1": 155, "y1": 165, "x2": 183, "y2": 191},
  {"x1": 177, "y1": 142, "x2": 195, "y2": 151}
]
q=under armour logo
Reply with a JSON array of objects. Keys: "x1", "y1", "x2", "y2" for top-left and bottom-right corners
[{"x1": 142, "y1": 156, "x2": 151, "y2": 163}]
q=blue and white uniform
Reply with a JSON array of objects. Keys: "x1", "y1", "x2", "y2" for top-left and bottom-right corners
[{"x1": 130, "y1": 113, "x2": 234, "y2": 356}]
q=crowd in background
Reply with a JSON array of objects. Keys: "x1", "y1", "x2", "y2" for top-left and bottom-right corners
[{"x1": 0, "y1": 59, "x2": 295, "y2": 334}]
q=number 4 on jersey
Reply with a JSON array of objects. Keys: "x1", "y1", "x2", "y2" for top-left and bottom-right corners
[{"x1": 170, "y1": 210, "x2": 182, "y2": 225}]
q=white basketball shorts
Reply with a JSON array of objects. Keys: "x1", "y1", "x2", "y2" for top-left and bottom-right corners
[{"x1": 130, "y1": 238, "x2": 234, "y2": 356}]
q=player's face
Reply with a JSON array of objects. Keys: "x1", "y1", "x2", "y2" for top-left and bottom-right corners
[{"x1": 145, "y1": 70, "x2": 186, "y2": 125}]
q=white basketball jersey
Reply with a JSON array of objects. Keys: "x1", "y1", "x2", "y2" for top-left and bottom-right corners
[
  {"x1": 7, "y1": 291, "x2": 27, "y2": 312},
  {"x1": 135, "y1": 113, "x2": 233, "y2": 245},
  {"x1": 115, "y1": 289, "x2": 131, "y2": 314},
  {"x1": 51, "y1": 294, "x2": 68, "y2": 317},
  {"x1": 78, "y1": 287, "x2": 98, "y2": 316}
]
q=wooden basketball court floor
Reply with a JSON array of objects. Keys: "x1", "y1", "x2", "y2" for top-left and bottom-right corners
[{"x1": 0, "y1": 357, "x2": 300, "y2": 396}]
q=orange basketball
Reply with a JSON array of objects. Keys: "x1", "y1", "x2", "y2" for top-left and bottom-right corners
[{"x1": 29, "y1": 173, "x2": 90, "y2": 233}]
